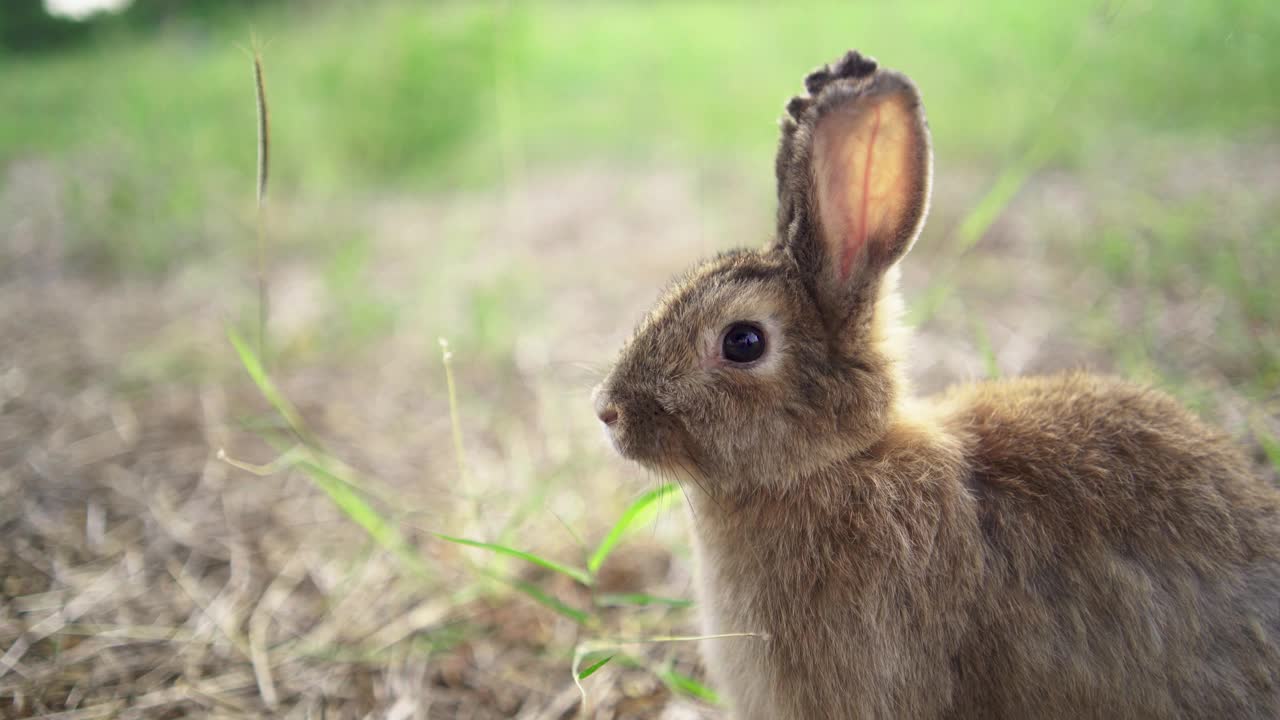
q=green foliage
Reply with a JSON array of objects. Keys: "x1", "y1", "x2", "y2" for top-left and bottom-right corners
[
  {"x1": 503, "y1": 576, "x2": 591, "y2": 625},
  {"x1": 589, "y1": 484, "x2": 680, "y2": 574},
  {"x1": 595, "y1": 593, "x2": 694, "y2": 609},
  {"x1": 0, "y1": 1, "x2": 89, "y2": 53},
  {"x1": 295, "y1": 455, "x2": 430, "y2": 579},
  {"x1": 0, "y1": 3, "x2": 497, "y2": 276},
  {"x1": 229, "y1": 313, "x2": 707, "y2": 695},
  {"x1": 576, "y1": 654, "x2": 614, "y2": 680},
  {"x1": 227, "y1": 326, "x2": 308, "y2": 440},
  {"x1": 658, "y1": 665, "x2": 720, "y2": 704},
  {"x1": 113, "y1": 0, "x2": 275, "y2": 29},
  {"x1": 5, "y1": 0, "x2": 1279, "y2": 277},
  {"x1": 433, "y1": 533, "x2": 592, "y2": 586},
  {"x1": 226, "y1": 328, "x2": 429, "y2": 577}
]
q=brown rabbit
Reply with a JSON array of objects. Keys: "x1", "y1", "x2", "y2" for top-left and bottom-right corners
[{"x1": 592, "y1": 51, "x2": 1280, "y2": 719}]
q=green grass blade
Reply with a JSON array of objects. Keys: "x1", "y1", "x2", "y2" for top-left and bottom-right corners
[
  {"x1": 594, "y1": 593, "x2": 693, "y2": 609},
  {"x1": 227, "y1": 326, "x2": 311, "y2": 443},
  {"x1": 434, "y1": 533, "x2": 591, "y2": 586},
  {"x1": 505, "y1": 577, "x2": 590, "y2": 625},
  {"x1": 589, "y1": 484, "x2": 680, "y2": 574},
  {"x1": 297, "y1": 457, "x2": 429, "y2": 578},
  {"x1": 216, "y1": 444, "x2": 426, "y2": 577},
  {"x1": 576, "y1": 654, "x2": 614, "y2": 680},
  {"x1": 658, "y1": 667, "x2": 720, "y2": 705}
]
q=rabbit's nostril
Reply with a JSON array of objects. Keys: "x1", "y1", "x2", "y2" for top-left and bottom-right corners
[{"x1": 598, "y1": 405, "x2": 620, "y2": 426}]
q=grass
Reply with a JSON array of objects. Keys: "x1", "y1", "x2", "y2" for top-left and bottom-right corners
[
  {"x1": 3, "y1": 1, "x2": 1278, "y2": 275},
  {"x1": 226, "y1": 323, "x2": 717, "y2": 703},
  {"x1": 3, "y1": 0, "x2": 1279, "y2": 716},
  {"x1": 225, "y1": 100, "x2": 709, "y2": 694}
]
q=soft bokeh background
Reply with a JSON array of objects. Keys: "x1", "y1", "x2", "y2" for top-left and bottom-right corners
[{"x1": 2, "y1": 1, "x2": 1278, "y2": 717}]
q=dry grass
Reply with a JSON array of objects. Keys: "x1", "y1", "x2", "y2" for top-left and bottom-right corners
[{"x1": 0, "y1": 273, "x2": 710, "y2": 719}]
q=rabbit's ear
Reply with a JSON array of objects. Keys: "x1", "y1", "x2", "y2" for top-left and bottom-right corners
[{"x1": 776, "y1": 53, "x2": 931, "y2": 317}]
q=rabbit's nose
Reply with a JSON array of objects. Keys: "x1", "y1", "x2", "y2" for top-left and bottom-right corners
[{"x1": 592, "y1": 384, "x2": 620, "y2": 426}]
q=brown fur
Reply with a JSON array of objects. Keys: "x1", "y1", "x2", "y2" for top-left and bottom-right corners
[{"x1": 594, "y1": 50, "x2": 1280, "y2": 719}]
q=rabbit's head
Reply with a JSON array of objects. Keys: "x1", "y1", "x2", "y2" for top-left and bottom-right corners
[{"x1": 595, "y1": 51, "x2": 932, "y2": 493}]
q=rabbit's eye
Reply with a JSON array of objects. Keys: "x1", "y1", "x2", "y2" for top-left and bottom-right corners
[{"x1": 721, "y1": 323, "x2": 766, "y2": 364}]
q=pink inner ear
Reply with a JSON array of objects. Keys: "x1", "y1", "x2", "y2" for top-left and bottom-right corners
[
  {"x1": 843, "y1": 106, "x2": 882, "y2": 281},
  {"x1": 814, "y1": 94, "x2": 917, "y2": 285}
]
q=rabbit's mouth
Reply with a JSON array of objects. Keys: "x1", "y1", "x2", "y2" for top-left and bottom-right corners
[
  {"x1": 594, "y1": 385, "x2": 700, "y2": 474},
  {"x1": 602, "y1": 409, "x2": 690, "y2": 469},
  {"x1": 610, "y1": 423, "x2": 697, "y2": 473},
  {"x1": 613, "y1": 433, "x2": 704, "y2": 487}
]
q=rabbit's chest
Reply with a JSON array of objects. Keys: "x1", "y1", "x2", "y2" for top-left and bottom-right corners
[{"x1": 690, "y1": 526, "x2": 939, "y2": 719}]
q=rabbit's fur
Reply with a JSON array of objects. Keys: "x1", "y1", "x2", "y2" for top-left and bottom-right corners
[{"x1": 593, "y1": 50, "x2": 1280, "y2": 719}]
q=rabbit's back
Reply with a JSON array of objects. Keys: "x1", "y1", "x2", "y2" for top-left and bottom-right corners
[{"x1": 940, "y1": 371, "x2": 1280, "y2": 719}]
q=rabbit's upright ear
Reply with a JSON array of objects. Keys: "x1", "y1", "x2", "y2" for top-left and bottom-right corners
[{"x1": 775, "y1": 52, "x2": 932, "y2": 321}]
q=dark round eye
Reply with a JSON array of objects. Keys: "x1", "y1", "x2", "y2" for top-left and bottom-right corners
[{"x1": 721, "y1": 323, "x2": 766, "y2": 364}]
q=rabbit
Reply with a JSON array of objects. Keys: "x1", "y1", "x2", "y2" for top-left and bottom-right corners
[{"x1": 592, "y1": 50, "x2": 1280, "y2": 719}]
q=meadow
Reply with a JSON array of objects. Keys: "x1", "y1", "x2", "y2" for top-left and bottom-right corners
[{"x1": 2, "y1": 1, "x2": 1278, "y2": 717}]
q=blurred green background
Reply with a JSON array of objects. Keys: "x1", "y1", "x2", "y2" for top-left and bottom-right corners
[
  {"x1": 2, "y1": 0, "x2": 1278, "y2": 716},
  {"x1": 4, "y1": 0, "x2": 1278, "y2": 383},
  {"x1": 6, "y1": 1, "x2": 1278, "y2": 266}
]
